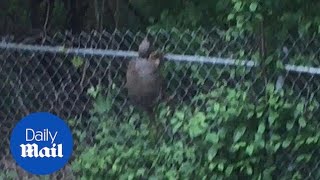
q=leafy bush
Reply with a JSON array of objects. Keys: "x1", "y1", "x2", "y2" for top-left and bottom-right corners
[{"x1": 71, "y1": 79, "x2": 320, "y2": 179}]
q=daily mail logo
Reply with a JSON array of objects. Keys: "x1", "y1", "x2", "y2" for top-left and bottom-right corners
[
  {"x1": 10, "y1": 112, "x2": 73, "y2": 175},
  {"x1": 20, "y1": 128, "x2": 63, "y2": 158}
]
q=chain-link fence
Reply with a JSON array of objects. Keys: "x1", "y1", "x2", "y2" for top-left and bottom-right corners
[{"x1": 1, "y1": 28, "x2": 320, "y2": 179}]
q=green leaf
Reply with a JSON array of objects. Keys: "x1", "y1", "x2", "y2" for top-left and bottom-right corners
[
  {"x1": 227, "y1": 14, "x2": 235, "y2": 21},
  {"x1": 234, "y1": 2, "x2": 242, "y2": 11},
  {"x1": 165, "y1": 170, "x2": 177, "y2": 179},
  {"x1": 194, "y1": 112, "x2": 206, "y2": 121},
  {"x1": 71, "y1": 56, "x2": 84, "y2": 68},
  {"x1": 282, "y1": 139, "x2": 291, "y2": 148},
  {"x1": 246, "y1": 165, "x2": 253, "y2": 175},
  {"x1": 189, "y1": 126, "x2": 204, "y2": 138},
  {"x1": 296, "y1": 103, "x2": 304, "y2": 112},
  {"x1": 231, "y1": 142, "x2": 247, "y2": 152},
  {"x1": 255, "y1": 13, "x2": 263, "y2": 20},
  {"x1": 247, "y1": 112, "x2": 254, "y2": 118},
  {"x1": 213, "y1": 103, "x2": 220, "y2": 112},
  {"x1": 233, "y1": 126, "x2": 246, "y2": 142},
  {"x1": 245, "y1": 144, "x2": 254, "y2": 156},
  {"x1": 274, "y1": 142, "x2": 281, "y2": 152},
  {"x1": 298, "y1": 117, "x2": 306, "y2": 128},
  {"x1": 218, "y1": 163, "x2": 224, "y2": 171},
  {"x1": 208, "y1": 147, "x2": 218, "y2": 161},
  {"x1": 172, "y1": 121, "x2": 183, "y2": 133},
  {"x1": 209, "y1": 163, "x2": 217, "y2": 170},
  {"x1": 286, "y1": 121, "x2": 294, "y2": 130},
  {"x1": 227, "y1": 89, "x2": 237, "y2": 100},
  {"x1": 179, "y1": 163, "x2": 193, "y2": 175},
  {"x1": 189, "y1": 112, "x2": 208, "y2": 138},
  {"x1": 257, "y1": 123, "x2": 265, "y2": 134},
  {"x1": 93, "y1": 95, "x2": 112, "y2": 114},
  {"x1": 249, "y1": 2, "x2": 258, "y2": 12},
  {"x1": 225, "y1": 165, "x2": 233, "y2": 176},
  {"x1": 218, "y1": 128, "x2": 227, "y2": 139},
  {"x1": 256, "y1": 111, "x2": 263, "y2": 118},
  {"x1": 205, "y1": 133, "x2": 219, "y2": 143},
  {"x1": 268, "y1": 111, "x2": 278, "y2": 125},
  {"x1": 175, "y1": 111, "x2": 185, "y2": 120},
  {"x1": 306, "y1": 136, "x2": 318, "y2": 144},
  {"x1": 87, "y1": 86, "x2": 100, "y2": 98}
]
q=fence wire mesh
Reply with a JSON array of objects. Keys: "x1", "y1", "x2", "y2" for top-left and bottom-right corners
[{"x1": 0, "y1": 28, "x2": 320, "y2": 179}]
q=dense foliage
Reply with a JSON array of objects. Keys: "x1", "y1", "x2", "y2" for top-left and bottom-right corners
[{"x1": 70, "y1": 74, "x2": 320, "y2": 179}]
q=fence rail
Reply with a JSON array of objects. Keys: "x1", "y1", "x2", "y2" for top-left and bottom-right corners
[{"x1": 1, "y1": 41, "x2": 320, "y2": 75}]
